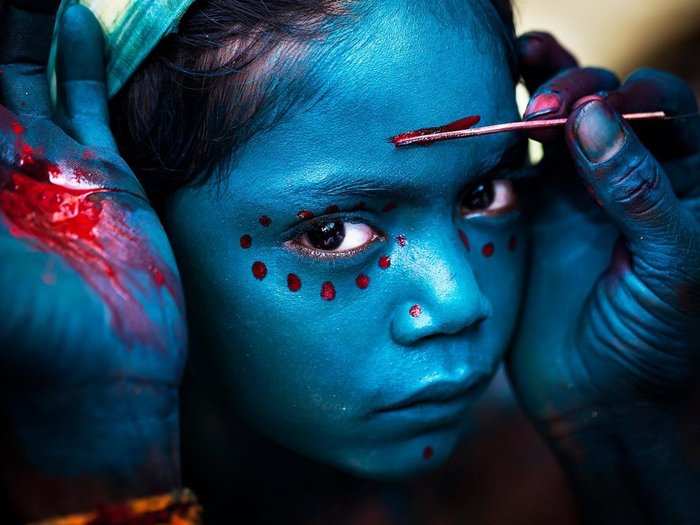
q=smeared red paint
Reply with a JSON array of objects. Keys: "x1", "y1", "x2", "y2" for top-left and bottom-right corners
[
  {"x1": 423, "y1": 446, "x2": 434, "y2": 460},
  {"x1": 321, "y1": 281, "x2": 336, "y2": 301},
  {"x1": 240, "y1": 234, "x2": 252, "y2": 249},
  {"x1": 356, "y1": 274, "x2": 370, "y2": 289},
  {"x1": 324, "y1": 204, "x2": 340, "y2": 214},
  {"x1": 252, "y1": 261, "x2": 267, "y2": 280},
  {"x1": 297, "y1": 210, "x2": 314, "y2": 220},
  {"x1": 0, "y1": 146, "x2": 182, "y2": 349},
  {"x1": 482, "y1": 242, "x2": 495, "y2": 258},
  {"x1": 389, "y1": 115, "x2": 481, "y2": 146},
  {"x1": 378, "y1": 256, "x2": 391, "y2": 270},
  {"x1": 382, "y1": 202, "x2": 397, "y2": 213},
  {"x1": 259, "y1": 215, "x2": 272, "y2": 227},
  {"x1": 396, "y1": 234, "x2": 407, "y2": 247},
  {"x1": 11, "y1": 120, "x2": 24, "y2": 136},
  {"x1": 81, "y1": 149, "x2": 96, "y2": 160},
  {"x1": 508, "y1": 235, "x2": 518, "y2": 252},
  {"x1": 409, "y1": 304, "x2": 422, "y2": 318},
  {"x1": 458, "y1": 229, "x2": 470, "y2": 251},
  {"x1": 287, "y1": 273, "x2": 301, "y2": 292}
]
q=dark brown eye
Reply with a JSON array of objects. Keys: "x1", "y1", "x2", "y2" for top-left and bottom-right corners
[
  {"x1": 306, "y1": 221, "x2": 346, "y2": 251},
  {"x1": 460, "y1": 180, "x2": 518, "y2": 218}
]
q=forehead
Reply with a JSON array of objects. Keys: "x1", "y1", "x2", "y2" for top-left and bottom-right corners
[{"x1": 226, "y1": 1, "x2": 519, "y2": 199}]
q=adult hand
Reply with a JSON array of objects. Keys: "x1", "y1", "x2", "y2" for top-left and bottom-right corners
[
  {"x1": 0, "y1": 1, "x2": 186, "y2": 519},
  {"x1": 509, "y1": 32, "x2": 700, "y2": 524}
]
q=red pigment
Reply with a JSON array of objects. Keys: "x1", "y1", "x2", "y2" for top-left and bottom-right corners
[
  {"x1": 11, "y1": 120, "x2": 25, "y2": 136},
  {"x1": 482, "y1": 243, "x2": 495, "y2": 258},
  {"x1": 0, "y1": 159, "x2": 182, "y2": 349},
  {"x1": 324, "y1": 204, "x2": 340, "y2": 214},
  {"x1": 297, "y1": 210, "x2": 314, "y2": 220},
  {"x1": 389, "y1": 115, "x2": 481, "y2": 146},
  {"x1": 423, "y1": 446, "x2": 434, "y2": 460},
  {"x1": 252, "y1": 261, "x2": 267, "y2": 280},
  {"x1": 382, "y1": 202, "x2": 397, "y2": 213},
  {"x1": 409, "y1": 304, "x2": 422, "y2": 318},
  {"x1": 378, "y1": 256, "x2": 391, "y2": 270},
  {"x1": 321, "y1": 281, "x2": 336, "y2": 301},
  {"x1": 508, "y1": 234, "x2": 518, "y2": 252},
  {"x1": 287, "y1": 273, "x2": 301, "y2": 292},
  {"x1": 396, "y1": 235, "x2": 407, "y2": 247},
  {"x1": 458, "y1": 229, "x2": 470, "y2": 251},
  {"x1": 240, "y1": 234, "x2": 252, "y2": 249},
  {"x1": 356, "y1": 274, "x2": 370, "y2": 289},
  {"x1": 259, "y1": 215, "x2": 272, "y2": 227}
]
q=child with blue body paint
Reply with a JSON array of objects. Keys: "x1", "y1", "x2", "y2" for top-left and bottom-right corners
[{"x1": 0, "y1": 0, "x2": 699, "y2": 523}]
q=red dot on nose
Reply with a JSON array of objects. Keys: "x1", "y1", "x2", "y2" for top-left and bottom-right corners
[
  {"x1": 423, "y1": 446, "x2": 433, "y2": 460},
  {"x1": 240, "y1": 234, "x2": 252, "y2": 249},
  {"x1": 321, "y1": 281, "x2": 336, "y2": 301},
  {"x1": 259, "y1": 215, "x2": 272, "y2": 227},
  {"x1": 379, "y1": 256, "x2": 391, "y2": 269},
  {"x1": 481, "y1": 242, "x2": 495, "y2": 258},
  {"x1": 252, "y1": 261, "x2": 267, "y2": 280},
  {"x1": 287, "y1": 273, "x2": 301, "y2": 292},
  {"x1": 356, "y1": 274, "x2": 370, "y2": 289},
  {"x1": 409, "y1": 304, "x2": 422, "y2": 318}
]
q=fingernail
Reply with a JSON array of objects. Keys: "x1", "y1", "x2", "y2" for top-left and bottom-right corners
[
  {"x1": 575, "y1": 101, "x2": 625, "y2": 163},
  {"x1": 524, "y1": 92, "x2": 562, "y2": 120},
  {"x1": 572, "y1": 94, "x2": 605, "y2": 112}
]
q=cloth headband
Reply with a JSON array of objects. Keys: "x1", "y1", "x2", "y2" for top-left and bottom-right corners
[{"x1": 48, "y1": 0, "x2": 197, "y2": 104}]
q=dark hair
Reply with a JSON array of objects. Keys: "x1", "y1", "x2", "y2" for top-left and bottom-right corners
[{"x1": 110, "y1": 0, "x2": 515, "y2": 198}]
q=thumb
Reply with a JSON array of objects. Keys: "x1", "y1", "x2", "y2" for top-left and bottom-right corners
[
  {"x1": 565, "y1": 98, "x2": 693, "y2": 265},
  {"x1": 54, "y1": 4, "x2": 116, "y2": 152}
]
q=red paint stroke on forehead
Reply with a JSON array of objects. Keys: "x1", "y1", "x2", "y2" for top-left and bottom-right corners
[
  {"x1": 356, "y1": 274, "x2": 370, "y2": 289},
  {"x1": 297, "y1": 210, "x2": 314, "y2": 220},
  {"x1": 259, "y1": 215, "x2": 272, "y2": 227},
  {"x1": 389, "y1": 115, "x2": 481, "y2": 146},
  {"x1": 482, "y1": 242, "x2": 495, "y2": 258},
  {"x1": 287, "y1": 273, "x2": 301, "y2": 292},
  {"x1": 321, "y1": 281, "x2": 336, "y2": 301},
  {"x1": 252, "y1": 261, "x2": 267, "y2": 280},
  {"x1": 423, "y1": 446, "x2": 434, "y2": 460},
  {"x1": 396, "y1": 234, "x2": 407, "y2": 247},
  {"x1": 378, "y1": 255, "x2": 391, "y2": 270},
  {"x1": 240, "y1": 234, "x2": 252, "y2": 249},
  {"x1": 0, "y1": 154, "x2": 182, "y2": 350},
  {"x1": 409, "y1": 304, "x2": 422, "y2": 318}
]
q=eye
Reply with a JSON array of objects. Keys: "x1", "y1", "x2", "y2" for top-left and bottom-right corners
[
  {"x1": 460, "y1": 179, "x2": 518, "y2": 218},
  {"x1": 287, "y1": 220, "x2": 383, "y2": 258}
]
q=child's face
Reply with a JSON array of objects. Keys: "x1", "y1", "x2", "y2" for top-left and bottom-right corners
[{"x1": 165, "y1": 1, "x2": 526, "y2": 478}]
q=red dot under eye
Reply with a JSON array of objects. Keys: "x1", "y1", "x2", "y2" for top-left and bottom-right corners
[
  {"x1": 240, "y1": 234, "x2": 252, "y2": 249},
  {"x1": 287, "y1": 273, "x2": 301, "y2": 292},
  {"x1": 259, "y1": 215, "x2": 272, "y2": 227},
  {"x1": 481, "y1": 243, "x2": 494, "y2": 258},
  {"x1": 378, "y1": 256, "x2": 391, "y2": 269},
  {"x1": 356, "y1": 274, "x2": 370, "y2": 289},
  {"x1": 252, "y1": 261, "x2": 267, "y2": 280},
  {"x1": 321, "y1": 281, "x2": 336, "y2": 301}
]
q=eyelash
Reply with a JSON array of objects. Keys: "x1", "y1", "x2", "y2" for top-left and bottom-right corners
[{"x1": 285, "y1": 216, "x2": 385, "y2": 260}]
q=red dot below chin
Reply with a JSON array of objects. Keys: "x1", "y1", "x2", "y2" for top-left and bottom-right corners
[
  {"x1": 378, "y1": 256, "x2": 391, "y2": 269},
  {"x1": 356, "y1": 274, "x2": 370, "y2": 289},
  {"x1": 287, "y1": 273, "x2": 301, "y2": 292},
  {"x1": 252, "y1": 261, "x2": 267, "y2": 280},
  {"x1": 321, "y1": 281, "x2": 336, "y2": 301},
  {"x1": 423, "y1": 446, "x2": 433, "y2": 460},
  {"x1": 481, "y1": 242, "x2": 495, "y2": 258}
]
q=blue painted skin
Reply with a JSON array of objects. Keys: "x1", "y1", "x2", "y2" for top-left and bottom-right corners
[{"x1": 0, "y1": 2, "x2": 698, "y2": 523}]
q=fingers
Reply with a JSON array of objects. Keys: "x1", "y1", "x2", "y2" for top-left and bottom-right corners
[
  {"x1": 566, "y1": 98, "x2": 696, "y2": 278},
  {"x1": 54, "y1": 5, "x2": 117, "y2": 152},
  {"x1": 517, "y1": 32, "x2": 578, "y2": 93},
  {"x1": 0, "y1": 1, "x2": 59, "y2": 117}
]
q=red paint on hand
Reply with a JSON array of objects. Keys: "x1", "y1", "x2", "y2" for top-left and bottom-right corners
[
  {"x1": 321, "y1": 281, "x2": 336, "y2": 301},
  {"x1": 356, "y1": 274, "x2": 370, "y2": 289},
  {"x1": 287, "y1": 273, "x2": 301, "y2": 292}
]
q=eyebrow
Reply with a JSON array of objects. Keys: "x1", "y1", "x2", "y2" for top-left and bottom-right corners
[{"x1": 307, "y1": 136, "x2": 529, "y2": 199}]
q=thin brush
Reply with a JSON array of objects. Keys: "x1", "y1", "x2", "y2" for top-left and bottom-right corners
[{"x1": 391, "y1": 111, "x2": 678, "y2": 148}]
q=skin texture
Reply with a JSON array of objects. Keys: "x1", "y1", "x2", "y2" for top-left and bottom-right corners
[{"x1": 169, "y1": 0, "x2": 526, "y2": 480}]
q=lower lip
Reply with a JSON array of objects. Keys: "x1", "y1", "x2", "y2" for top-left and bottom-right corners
[{"x1": 373, "y1": 397, "x2": 474, "y2": 429}]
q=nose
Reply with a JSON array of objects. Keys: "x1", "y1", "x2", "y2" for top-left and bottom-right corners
[{"x1": 390, "y1": 232, "x2": 492, "y2": 347}]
